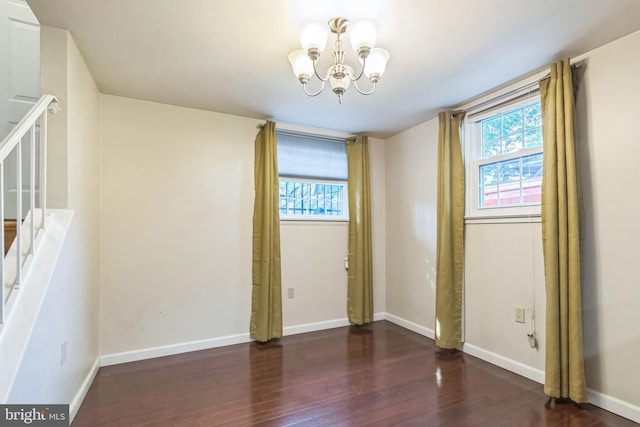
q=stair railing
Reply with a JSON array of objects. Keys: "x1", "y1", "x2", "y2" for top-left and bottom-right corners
[{"x1": 0, "y1": 95, "x2": 59, "y2": 325}]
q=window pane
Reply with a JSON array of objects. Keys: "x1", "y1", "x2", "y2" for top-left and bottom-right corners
[
  {"x1": 501, "y1": 109, "x2": 523, "y2": 137},
  {"x1": 524, "y1": 103, "x2": 542, "y2": 128},
  {"x1": 499, "y1": 159, "x2": 521, "y2": 183},
  {"x1": 497, "y1": 158, "x2": 521, "y2": 206},
  {"x1": 279, "y1": 179, "x2": 347, "y2": 219},
  {"x1": 480, "y1": 163, "x2": 497, "y2": 185},
  {"x1": 498, "y1": 185, "x2": 522, "y2": 206},
  {"x1": 522, "y1": 154, "x2": 543, "y2": 204},
  {"x1": 327, "y1": 199, "x2": 335, "y2": 215},
  {"x1": 313, "y1": 183, "x2": 324, "y2": 197},
  {"x1": 524, "y1": 128, "x2": 542, "y2": 148},
  {"x1": 522, "y1": 178, "x2": 542, "y2": 204},
  {"x1": 480, "y1": 184, "x2": 498, "y2": 207},
  {"x1": 482, "y1": 117, "x2": 501, "y2": 141},
  {"x1": 482, "y1": 138, "x2": 501, "y2": 158},
  {"x1": 479, "y1": 163, "x2": 498, "y2": 208},
  {"x1": 522, "y1": 153, "x2": 543, "y2": 179},
  {"x1": 503, "y1": 133, "x2": 524, "y2": 154}
]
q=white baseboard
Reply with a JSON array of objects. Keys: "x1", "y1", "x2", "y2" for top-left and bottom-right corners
[
  {"x1": 384, "y1": 314, "x2": 540, "y2": 384},
  {"x1": 283, "y1": 312, "x2": 386, "y2": 336},
  {"x1": 462, "y1": 342, "x2": 545, "y2": 384},
  {"x1": 461, "y1": 343, "x2": 640, "y2": 423},
  {"x1": 384, "y1": 313, "x2": 435, "y2": 339},
  {"x1": 70, "y1": 357, "x2": 99, "y2": 423},
  {"x1": 382, "y1": 313, "x2": 544, "y2": 384},
  {"x1": 100, "y1": 333, "x2": 250, "y2": 366},
  {"x1": 588, "y1": 388, "x2": 640, "y2": 424},
  {"x1": 100, "y1": 314, "x2": 387, "y2": 367}
]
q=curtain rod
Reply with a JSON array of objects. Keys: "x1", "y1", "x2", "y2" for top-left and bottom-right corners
[
  {"x1": 276, "y1": 128, "x2": 346, "y2": 142},
  {"x1": 256, "y1": 124, "x2": 348, "y2": 143},
  {"x1": 463, "y1": 81, "x2": 540, "y2": 116},
  {"x1": 256, "y1": 121, "x2": 356, "y2": 141},
  {"x1": 460, "y1": 60, "x2": 584, "y2": 117}
]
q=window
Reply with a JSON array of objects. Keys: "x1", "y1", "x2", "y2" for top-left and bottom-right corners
[
  {"x1": 278, "y1": 180, "x2": 346, "y2": 218},
  {"x1": 466, "y1": 96, "x2": 543, "y2": 218},
  {"x1": 277, "y1": 130, "x2": 348, "y2": 220}
]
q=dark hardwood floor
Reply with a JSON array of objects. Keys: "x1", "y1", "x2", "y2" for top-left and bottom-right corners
[{"x1": 73, "y1": 321, "x2": 637, "y2": 426}]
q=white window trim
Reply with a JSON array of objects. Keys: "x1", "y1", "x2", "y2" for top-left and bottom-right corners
[{"x1": 464, "y1": 95, "x2": 543, "y2": 220}]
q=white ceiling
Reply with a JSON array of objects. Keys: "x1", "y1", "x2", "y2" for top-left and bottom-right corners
[{"x1": 26, "y1": 0, "x2": 640, "y2": 138}]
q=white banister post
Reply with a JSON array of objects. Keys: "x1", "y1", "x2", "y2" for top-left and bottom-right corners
[
  {"x1": 30, "y1": 123, "x2": 35, "y2": 255},
  {"x1": 15, "y1": 141, "x2": 22, "y2": 290},
  {"x1": 41, "y1": 107, "x2": 48, "y2": 230}
]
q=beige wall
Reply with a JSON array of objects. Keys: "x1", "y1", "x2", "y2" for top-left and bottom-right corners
[
  {"x1": 99, "y1": 96, "x2": 386, "y2": 355},
  {"x1": 99, "y1": 95, "x2": 258, "y2": 354},
  {"x1": 281, "y1": 137, "x2": 386, "y2": 327},
  {"x1": 576, "y1": 30, "x2": 640, "y2": 408},
  {"x1": 369, "y1": 137, "x2": 386, "y2": 316},
  {"x1": 385, "y1": 118, "x2": 438, "y2": 330},
  {"x1": 384, "y1": 29, "x2": 640, "y2": 416},
  {"x1": 281, "y1": 222, "x2": 349, "y2": 324},
  {"x1": 64, "y1": 28, "x2": 102, "y2": 376},
  {"x1": 39, "y1": 26, "x2": 68, "y2": 208},
  {"x1": 464, "y1": 221, "x2": 545, "y2": 371},
  {"x1": 8, "y1": 28, "x2": 101, "y2": 411}
]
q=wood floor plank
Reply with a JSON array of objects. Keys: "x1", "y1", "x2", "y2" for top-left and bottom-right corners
[{"x1": 73, "y1": 321, "x2": 637, "y2": 426}]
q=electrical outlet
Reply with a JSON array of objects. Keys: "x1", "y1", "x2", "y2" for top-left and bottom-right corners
[
  {"x1": 515, "y1": 307, "x2": 525, "y2": 323},
  {"x1": 287, "y1": 287, "x2": 295, "y2": 299}
]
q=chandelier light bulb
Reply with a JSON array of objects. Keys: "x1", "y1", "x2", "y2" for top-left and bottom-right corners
[
  {"x1": 364, "y1": 48, "x2": 390, "y2": 79},
  {"x1": 349, "y1": 19, "x2": 377, "y2": 52},
  {"x1": 300, "y1": 22, "x2": 330, "y2": 52},
  {"x1": 288, "y1": 50, "x2": 314, "y2": 79}
]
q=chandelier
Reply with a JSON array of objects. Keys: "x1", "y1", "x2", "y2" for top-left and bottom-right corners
[{"x1": 288, "y1": 17, "x2": 390, "y2": 104}]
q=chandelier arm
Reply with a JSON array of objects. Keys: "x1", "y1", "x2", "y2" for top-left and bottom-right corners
[
  {"x1": 349, "y1": 57, "x2": 366, "y2": 81},
  {"x1": 302, "y1": 81, "x2": 326, "y2": 97},
  {"x1": 312, "y1": 59, "x2": 330, "y2": 82},
  {"x1": 353, "y1": 79, "x2": 377, "y2": 96}
]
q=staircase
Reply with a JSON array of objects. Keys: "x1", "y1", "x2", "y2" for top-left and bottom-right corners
[{"x1": 0, "y1": 94, "x2": 59, "y2": 323}]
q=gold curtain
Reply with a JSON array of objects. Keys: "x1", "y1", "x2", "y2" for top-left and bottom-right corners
[
  {"x1": 250, "y1": 121, "x2": 283, "y2": 342},
  {"x1": 346, "y1": 135, "x2": 373, "y2": 325},
  {"x1": 540, "y1": 59, "x2": 587, "y2": 402},
  {"x1": 435, "y1": 111, "x2": 464, "y2": 349}
]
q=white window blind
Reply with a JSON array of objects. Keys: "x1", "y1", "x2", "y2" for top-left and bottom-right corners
[{"x1": 276, "y1": 131, "x2": 347, "y2": 181}]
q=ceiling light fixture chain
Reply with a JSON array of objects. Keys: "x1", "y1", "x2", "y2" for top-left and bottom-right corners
[{"x1": 288, "y1": 17, "x2": 390, "y2": 104}]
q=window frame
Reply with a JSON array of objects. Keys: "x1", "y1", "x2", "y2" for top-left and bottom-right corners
[
  {"x1": 465, "y1": 95, "x2": 543, "y2": 219},
  {"x1": 278, "y1": 177, "x2": 349, "y2": 222}
]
